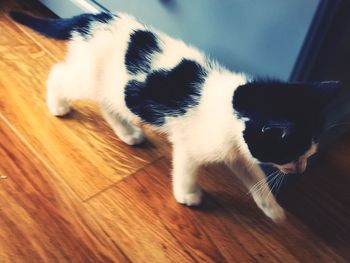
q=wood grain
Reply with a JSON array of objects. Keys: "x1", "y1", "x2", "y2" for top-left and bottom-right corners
[
  {"x1": 85, "y1": 158, "x2": 243, "y2": 263},
  {"x1": 280, "y1": 134, "x2": 350, "y2": 261},
  {"x1": 2, "y1": 0, "x2": 67, "y2": 61},
  {"x1": 85, "y1": 157, "x2": 348, "y2": 262},
  {"x1": 200, "y1": 165, "x2": 346, "y2": 262},
  {"x1": 0, "y1": 0, "x2": 349, "y2": 262},
  {"x1": 0, "y1": 115, "x2": 130, "y2": 262}
]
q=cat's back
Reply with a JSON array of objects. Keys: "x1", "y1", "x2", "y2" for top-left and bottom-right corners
[
  {"x1": 67, "y1": 12, "x2": 204, "y2": 69},
  {"x1": 95, "y1": 13, "x2": 210, "y2": 123},
  {"x1": 105, "y1": 13, "x2": 207, "y2": 77}
]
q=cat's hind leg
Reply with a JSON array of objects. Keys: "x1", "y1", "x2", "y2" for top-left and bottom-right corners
[
  {"x1": 46, "y1": 63, "x2": 71, "y2": 116},
  {"x1": 100, "y1": 104, "x2": 145, "y2": 146}
]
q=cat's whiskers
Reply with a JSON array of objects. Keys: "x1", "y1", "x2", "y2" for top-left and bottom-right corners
[
  {"x1": 248, "y1": 170, "x2": 278, "y2": 195},
  {"x1": 267, "y1": 171, "x2": 285, "y2": 200},
  {"x1": 249, "y1": 170, "x2": 281, "y2": 199},
  {"x1": 262, "y1": 171, "x2": 279, "y2": 194},
  {"x1": 274, "y1": 172, "x2": 285, "y2": 196},
  {"x1": 259, "y1": 173, "x2": 281, "y2": 199},
  {"x1": 265, "y1": 172, "x2": 281, "y2": 200},
  {"x1": 326, "y1": 121, "x2": 350, "y2": 130}
]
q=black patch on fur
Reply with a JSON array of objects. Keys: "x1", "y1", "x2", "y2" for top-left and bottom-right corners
[
  {"x1": 233, "y1": 80, "x2": 340, "y2": 164},
  {"x1": 125, "y1": 59, "x2": 207, "y2": 125},
  {"x1": 9, "y1": 11, "x2": 115, "y2": 40},
  {"x1": 73, "y1": 12, "x2": 114, "y2": 37},
  {"x1": 125, "y1": 30, "x2": 161, "y2": 74}
]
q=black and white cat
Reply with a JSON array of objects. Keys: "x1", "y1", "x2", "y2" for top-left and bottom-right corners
[{"x1": 10, "y1": 11, "x2": 340, "y2": 222}]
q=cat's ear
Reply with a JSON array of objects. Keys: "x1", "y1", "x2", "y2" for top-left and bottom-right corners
[
  {"x1": 312, "y1": 81, "x2": 342, "y2": 106},
  {"x1": 261, "y1": 122, "x2": 292, "y2": 139}
]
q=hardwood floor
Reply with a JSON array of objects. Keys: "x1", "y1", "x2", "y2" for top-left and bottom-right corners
[{"x1": 0, "y1": 0, "x2": 349, "y2": 262}]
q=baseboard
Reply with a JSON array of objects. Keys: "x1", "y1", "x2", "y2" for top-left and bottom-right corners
[{"x1": 38, "y1": 0, "x2": 104, "y2": 17}]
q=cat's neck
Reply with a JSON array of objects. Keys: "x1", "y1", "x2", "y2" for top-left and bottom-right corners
[
  {"x1": 186, "y1": 67, "x2": 252, "y2": 161},
  {"x1": 200, "y1": 66, "x2": 248, "y2": 117}
]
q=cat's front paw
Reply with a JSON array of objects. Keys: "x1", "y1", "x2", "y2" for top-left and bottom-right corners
[
  {"x1": 174, "y1": 187, "x2": 203, "y2": 206},
  {"x1": 262, "y1": 203, "x2": 286, "y2": 223},
  {"x1": 254, "y1": 196, "x2": 286, "y2": 223}
]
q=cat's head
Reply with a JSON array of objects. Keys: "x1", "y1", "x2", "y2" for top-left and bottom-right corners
[{"x1": 233, "y1": 80, "x2": 341, "y2": 174}]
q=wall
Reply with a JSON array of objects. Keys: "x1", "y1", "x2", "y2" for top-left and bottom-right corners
[{"x1": 40, "y1": 0, "x2": 320, "y2": 80}]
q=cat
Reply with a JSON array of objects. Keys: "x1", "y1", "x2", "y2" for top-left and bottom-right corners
[{"x1": 10, "y1": 11, "x2": 340, "y2": 223}]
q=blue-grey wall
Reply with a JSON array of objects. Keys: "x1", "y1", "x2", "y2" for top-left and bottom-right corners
[
  {"x1": 97, "y1": 0, "x2": 320, "y2": 80},
  {"x1": 40, "y1": 0, "x2": 320, "y2": 80}
]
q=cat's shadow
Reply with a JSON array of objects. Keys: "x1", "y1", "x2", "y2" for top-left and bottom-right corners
[
  {"x1": 197, "y1": 158, "x2": 350, "y2": 254},
  {"x1": 278, "y1": 152, "x2": 350, "y2": 258},
  {"x1": 53, "y1": 104, "x2": 164, "y2": 152}
]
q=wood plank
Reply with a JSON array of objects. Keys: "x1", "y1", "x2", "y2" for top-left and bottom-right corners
[
  {"x1": 2, "y1": 0, "x2": 67, "y2": 61},
  {"x1": 200, "y1": 164, "x2": 347, "y2": 262},
  {"x1": 0, "y1": 0, "x2": 349, "y2": 262},
  {"x1": 0, "y1": 115, "x2": 130, "y2": 263},
  {"x1": 139, "y1": 160, "x2": 295, "y2": 262},
  {"x1": 84, "y1": 158, "x2": 235, "y2": 263},
  {"x1": 0, "y1": 3, "x2": 169, "y2": 200},
  {"x1": 87, "y1": 158, "x2": 318, "y2": 262},
  {"x1": 140, "y1": 160, "x2": 286, "y2": 262},
  {"x1": 279, "y1": 135, "x2": 350, "y2": 261}
]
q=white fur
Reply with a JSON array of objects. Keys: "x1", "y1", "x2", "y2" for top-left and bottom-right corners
[{"x1": 46, "y1": 13, "x2": 285, "y2": 222}]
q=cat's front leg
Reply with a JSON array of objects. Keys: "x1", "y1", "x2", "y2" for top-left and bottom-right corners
[
  {"x1": 172, "y1": 143, "x2": 202, "y2": 206},
  {"x1": 226, "y1": 157, "x2": 286, "y2": 223}
]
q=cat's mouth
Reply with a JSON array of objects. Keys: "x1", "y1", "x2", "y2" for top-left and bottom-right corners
[
  {"x1": 276, "y1": 159, "x2": 307, "y2": 174},
  {"x1": 274, "y1": 143, "x2": 318, "y2": 174}
]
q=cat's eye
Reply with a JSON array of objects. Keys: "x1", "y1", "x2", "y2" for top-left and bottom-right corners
[{"x1": 262, "y1": 125, "x2": 289, "y2": 139}]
